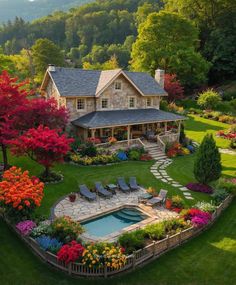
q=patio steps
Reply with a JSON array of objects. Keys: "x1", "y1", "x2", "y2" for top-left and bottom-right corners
[{"x1": 145, "y1": 145, "x2": 168, "y2": 161}]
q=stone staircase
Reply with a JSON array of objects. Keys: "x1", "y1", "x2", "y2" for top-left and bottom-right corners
[{"x1": 144, "y1": 144, "x2": 168, "y2": 161}]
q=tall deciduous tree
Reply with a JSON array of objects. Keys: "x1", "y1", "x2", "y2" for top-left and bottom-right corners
[
  {"x1": 194, "y1": 134, "x2": 221, "y2": 184},
  {"x1": 0, "y1": 71, "x2": 28, "y2": 169},
  {"x1": 131, "y1": 11, "x2": 210, "y2": 87},
  {"x1": 10, "y1": 125, "x2": 74, "y2": 177},
  {"x1": 31, "y1": 38, "x2": 64, "y2": 83}
]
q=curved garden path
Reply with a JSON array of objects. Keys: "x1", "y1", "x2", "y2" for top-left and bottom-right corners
[{"x1": 150, "y1": 158, "x2": 194, "y2": 200}]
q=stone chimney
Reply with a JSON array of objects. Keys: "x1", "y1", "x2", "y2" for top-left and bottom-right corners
[
  {"x1": 155, "y1": 69, "x2": 165, "y2": 88},
  {"x1": 48, "y1": 64, "x2": 56, "y2": 72}
]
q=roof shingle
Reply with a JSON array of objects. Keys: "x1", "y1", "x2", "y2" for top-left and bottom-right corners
[
  {"x1": 71, "y1": 109, "x2": 186, "y2": 129},
  {"x1": 48, "y1": 67, "x2": 167, "y2": 97}
]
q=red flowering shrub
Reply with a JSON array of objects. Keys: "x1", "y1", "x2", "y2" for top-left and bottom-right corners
[
  {"x1": 166, "y1": 142, "x2": 182, "y2": 158},
  {"x1": 186, "y1": 183, "x2": 213, "y2": 194},
  {"x1": 57, "y1": 241, "x2": 85, "y2": 264}
]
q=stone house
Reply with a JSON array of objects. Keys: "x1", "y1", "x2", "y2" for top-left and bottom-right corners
[{"x1": 40, "y1": 66, "x2": 186, "y2": 144}]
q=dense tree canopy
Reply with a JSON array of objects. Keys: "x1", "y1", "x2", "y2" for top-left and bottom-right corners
[
  {"x1": 31, "y1": 39, "x2": 64, "y2": 83},
  {"x1": 131, "y1": 11, "x2": 210, "y2": 87}
]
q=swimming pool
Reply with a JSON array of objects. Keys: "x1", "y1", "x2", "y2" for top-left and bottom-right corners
[{"x1": 81, "y1": 207, "x2": 147, "y2": 238}]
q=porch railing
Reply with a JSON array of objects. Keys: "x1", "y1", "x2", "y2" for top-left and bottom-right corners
[{"x1": 157, "y1": 132, "x2": 180, "y2": 152}]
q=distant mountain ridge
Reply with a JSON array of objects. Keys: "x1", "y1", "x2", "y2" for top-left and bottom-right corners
[{"x1": 0, "y1": 0, "x2": 93, "y2": 23}]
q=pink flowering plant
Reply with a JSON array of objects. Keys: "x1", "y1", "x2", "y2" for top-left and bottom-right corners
[
  {"x1": 16, "y1": 220, "x2": 37, "y2": 236},
  {"x1": 181, "y1": 208, "x2": 212, "y2": 228}
]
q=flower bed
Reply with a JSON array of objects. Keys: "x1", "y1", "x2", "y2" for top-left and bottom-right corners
[
  {"x1": 166, "y1": 142, "x2": 195, "y2": 158},
  {"x1": 186, "y1": 183, "x2": 213, "y2": 194},
  {"x1": 70, "y1": 143, "x2": 151, "y2": 166}
]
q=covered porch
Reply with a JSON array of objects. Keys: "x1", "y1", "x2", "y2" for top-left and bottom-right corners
[{"x1": 72, "y1": 109, "x2": 186, "y2": 149}]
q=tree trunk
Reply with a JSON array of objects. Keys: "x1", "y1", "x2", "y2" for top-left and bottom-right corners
[
  {"x1": 44, "y1": 166, "x2": 50, "y2": 177},
  {"x1": 1, "y1": 144, "x2": 8, "y2": 170}
]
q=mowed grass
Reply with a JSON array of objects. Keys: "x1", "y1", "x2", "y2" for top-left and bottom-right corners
[
  {"x1": 1, "y1": 198, "x2": 236, "y2": 285},
  {"x1": 185, "y1": 115, "x2": 231, "y2": 148}
]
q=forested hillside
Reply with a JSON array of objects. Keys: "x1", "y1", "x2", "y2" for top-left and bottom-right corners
[
  {"x1": 0, "y1": 0, "x2": 235, "y2": 89},
  {"x1": 0, "y1": 0, "x2": 92, "y2": 23}
]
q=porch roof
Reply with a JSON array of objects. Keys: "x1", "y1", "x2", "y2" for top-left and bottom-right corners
[{"x1": 71, "y1": 109, "x2": 186, "y2": 129}]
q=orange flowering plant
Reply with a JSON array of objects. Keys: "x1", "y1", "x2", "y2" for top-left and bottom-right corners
[{"x1": 0, "y1": 166, "x2": 44, "y2": 219}]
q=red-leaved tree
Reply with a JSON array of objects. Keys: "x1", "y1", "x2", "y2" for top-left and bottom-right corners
[
  {"x1": 0, "y1": 71, "x2": 29, "y2": 169},
  {"x1": 164, "y1": 74, "x2": 184, "y2": 102},
  {"x1": 10, "y1": 125, "x2": 74, "y2": 177},
  {"x1": 19, "y1": 98, "x2": 69, "y2": 131}
]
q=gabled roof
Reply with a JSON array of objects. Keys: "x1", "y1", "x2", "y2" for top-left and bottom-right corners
[
  {"x1": 71, "y1": 109, "x2": 186, "y2": 129},
  {"x1": 41, "y1": 67, "x2": 167, "y2": 97}
]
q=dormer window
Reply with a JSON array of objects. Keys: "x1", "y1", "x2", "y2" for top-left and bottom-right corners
[
  {"x1": 114, "y1": 81, "x2": 122, "y2": 90},
  {"x1": 101, "y1": 98, "x2": 109, "y2": 109},
  {"x1": 77, "y1": 98, "x2": 85, "y2": 110},
  {"x1": 129, "y1": 97, "x2": 136, "y2": 108},
  {"x1": 146, "y1": 97, "x2": 152, "y2": 107}
]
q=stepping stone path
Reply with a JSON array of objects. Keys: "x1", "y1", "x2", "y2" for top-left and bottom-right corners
[{"x1": 150, "y1": 158, "x2": 194, "y2": 200}]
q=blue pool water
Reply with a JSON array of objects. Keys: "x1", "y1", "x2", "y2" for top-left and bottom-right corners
[{"x1": 81, "y1": 207, "x2": 147, "y2": 237}]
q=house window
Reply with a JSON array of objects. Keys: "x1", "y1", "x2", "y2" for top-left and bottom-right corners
[
  {"x1": 114, "y1": 81, "x2": 122, "y2": 90},
  {"x1": 101, "y1": 98, "x2": 109, "y2": 109},
  {"x1": 129, "y1": 97, "x2": 136, "y2": 108},
  {"x1": 77, "y1": 98, "x2": 85, "y2": 110},
  {"x1": 146, "y1": 97, "x2": 152, "y2": 107}
]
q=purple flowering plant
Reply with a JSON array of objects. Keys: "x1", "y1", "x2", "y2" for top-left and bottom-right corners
[{"x1": 16, "y1": 220, "x2": 37, "y2": 236}]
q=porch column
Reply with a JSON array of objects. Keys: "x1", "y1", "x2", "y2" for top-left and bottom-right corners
[
  {"x1": 178, "y1": 121, "x2": 181, "y2": 133},
  {"x1": 127, "y1": 125, "x2": 131, "y2": 145},
  {"x1": 91, "y1": 129, "x2": 96, "y2": 138},
  {"x1": 164, "y1": 122, "x2": 167, "y2": 133},
  {"x1": 111, "y1": 127, "x2": 114, "y2": 137}
]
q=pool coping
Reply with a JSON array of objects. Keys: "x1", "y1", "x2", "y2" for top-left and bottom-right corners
[{"x1": 79, "y1": 203, "x2": 158, "y2": 242}]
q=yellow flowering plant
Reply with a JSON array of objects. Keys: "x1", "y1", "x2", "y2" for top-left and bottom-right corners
[{"x1": 82, "y1": 243, "x2": 126, "y2": 269}]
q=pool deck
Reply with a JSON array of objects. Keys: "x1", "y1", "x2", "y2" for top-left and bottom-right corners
[{"x1": 53, "y1": 187, "x2": 177, "y2": 242}]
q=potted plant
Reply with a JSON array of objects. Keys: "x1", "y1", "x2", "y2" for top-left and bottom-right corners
[{"x1": 68, "y1": 193, "x2": 76, "y2": 202}]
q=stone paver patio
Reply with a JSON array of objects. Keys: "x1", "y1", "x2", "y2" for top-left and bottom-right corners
[{"x1": 53, "y1": 187, "x2": 177, "y2": 241}]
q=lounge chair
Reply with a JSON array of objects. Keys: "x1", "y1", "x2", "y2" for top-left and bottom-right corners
[
  {"x1": 117, "y1": 177, "x2": 130, "y2": 193},
  {"x1": 95, "y1": 182, "x2": 112, "y2": 198},
  {"x1": 129, "y1": 177, "x2": 139, "y2": 191},
  {"x1": 146, "y1": 189, "x2": 168, "y2": 207},
  {"x1": 79, "y1": 184, "x2": 96, "y2": 201}
]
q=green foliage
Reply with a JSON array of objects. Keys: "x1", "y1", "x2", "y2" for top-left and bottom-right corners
[
  {"x1": 128, "y1": 150, "x2": 141, "y2": 161},
  {"x1": 144, "y1": 223, "x2": 165, "y2": 240},
  {"x1": 31, "y1": 38, "x2": 64, "y2": 83},
  {"x1": 212, "y1": 188, "x2": 228, "y2": 206},
  {"x1": 217, "y1": 178, "x2": 236, "y2": 195},
  {"x1": 78, "y1": 142, "x2": 97, "y2": 157},
  {"x1": 197, "y1": 89, "x2": 222, "y2": 110},
  {"x1": 194, "y1": 134, "x2": 222, "y2": 184},
  {"x1": 131, "y1": 11, "x2": 210, "y2": 87},
  {"x1": 118, "y1": 229, "x2": 146, "y2": 254},
  {"x1": 165, "y1": 0, "x2": 236, "y2": 82}
]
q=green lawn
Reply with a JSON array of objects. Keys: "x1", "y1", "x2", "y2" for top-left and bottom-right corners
[
  {"x1": 0, "y1": 112, "x2": 236, "y2": 285},
  {"x1": 185, "y1": 115, "x2": 231, "y2": 148},
  {"x1": 1, "y1": 199, "x2": 236, "y2": 285}
]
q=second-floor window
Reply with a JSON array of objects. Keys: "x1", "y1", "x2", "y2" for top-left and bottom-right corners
[
  {"x1": 129, "y1": 97, "x2": 136, "y2": 108},
  {"x1": 101, "y1": 98, "x2": 109, "y2": 109},
  {"x1": 114, "y1": 81, "x2": 122, "y2": 90},
  {"x1": 146, "y1": 97, "x2": 152, "y2": 107},
  {"x1": 77, "y1": 98, "x2": 85, "y2": 110}
]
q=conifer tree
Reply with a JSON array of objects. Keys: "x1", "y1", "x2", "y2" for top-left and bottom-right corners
[{"x1": 194, "y1": 134, "x2": 221, "y2": 184}]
